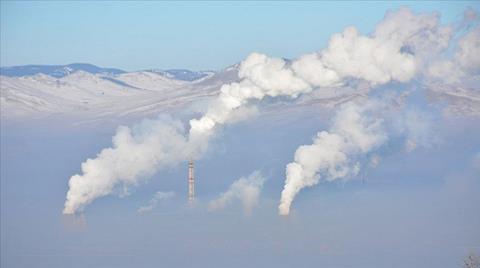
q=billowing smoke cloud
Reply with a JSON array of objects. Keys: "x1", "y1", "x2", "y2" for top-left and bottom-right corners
[
  {"x1": 188, "y1": 53, "x2": 313, "y2": 136},
  {"x1": 293, "y1": 7, "x2": 454, "y2": 87},
  {"x1": 425, "y1": 8, "x2": 479, "y2": 83},
  {"x1": 398, "y1": 109, "x2": 436, "y2": 152},
  {"x1": 208, "y1": 171, "x2": 265, "y2": 215},
  {"x1": 278, "y1": 96, "x2": 438, "y2": 215},
  {"x1": 64, "y1": 7, "x2": 470, "y2": 214},
  {"x1": 428, "y1": 26, "x2": 480, "y2": 83},
  {"x1": 138, "y1": 191, "x2": 175, "y2": 213},
  {"x1": 63, "y1": 116, "x2": 208, "y2": 214},
  {"x1": 189, "y1": 8, "x2": 453, "y2": 136},
  {"x1": 279, "y1": 101, "x2": 387, "y2": 215},
  {"x1": 276, "y1": 7, "x2": 470, "y2": 215}
]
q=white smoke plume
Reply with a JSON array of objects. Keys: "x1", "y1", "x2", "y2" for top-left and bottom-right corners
[
  {"x1": 137, "y1": 191, "x2": 175, "y2": 213},
  {"x1": 63, "y1": 116, "x2": 209, "y2": 214},
  {"x1": 293, "y1": 7, "x2": 454, "y2": 87},
  {"x1": 189, "y1": 8, "x2": 453, "y2": 136},
  {"x1": 427, "y1": 25, "x2": 480, "y2": 83},
  {"x1": 278, "y1": 101, "x2": 388, "y2": 215},
  {"x1": 398, "y1": 109, "x2": 436, "y2": 152},
  {"x1": 208, "y1": 171, "x2": 265, "y2": 215},
  {"x1": 278, "y1": 96, "x2": 439, "y2": 215},
  {"x1": 63, "y1": 7, "x2": 466, "y2": 214}
]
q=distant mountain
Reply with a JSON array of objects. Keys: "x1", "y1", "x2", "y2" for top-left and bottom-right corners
[
  {"x1": 0, "y1": 62, "x2": 240, "y2": 120},
  {"x1": 0, "y1": 64, "x2": 214, "y2": 82},
  {"x1": 0, "y1": 63, "x2": 126, "y2": 78},
  {"x1": 2, "y1": 60, "x2": 478, "y2": 121},
  {"x1": 145, "y1": 69, "x2": 213, "y2": 81}
]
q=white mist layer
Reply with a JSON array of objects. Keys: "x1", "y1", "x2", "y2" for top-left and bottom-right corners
[{"x1": 208, "y1": 171, "x2": 265, "y2": 215}]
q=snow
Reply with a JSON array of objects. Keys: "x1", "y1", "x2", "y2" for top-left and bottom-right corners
[
  {"x1": 1, "y1": 64, "x2": 479, "y2": 122},
  {"x1": 0, "y1": 67, "x2": 236, "y2": 121}
]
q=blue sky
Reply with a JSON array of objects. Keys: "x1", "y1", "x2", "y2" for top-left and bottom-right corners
[{"x1": 1, "y1": 1, "x2": 478, "y2": 71}]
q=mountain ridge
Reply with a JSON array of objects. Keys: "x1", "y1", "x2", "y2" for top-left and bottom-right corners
[
  {"x1": 1, "y1": 62, "x2": 478, "y2": 121},
  {"x1": 0, "y1": 63, "x2": 213, "y2": 82}
]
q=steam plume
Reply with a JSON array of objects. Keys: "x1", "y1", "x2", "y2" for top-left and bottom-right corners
[
  {"x1": 63, "y1": 117, "x2": 207, "y2": 214},
  {"x1": 138, "y1": 191, "x2": 175, "y2": 213},
  {"x1": 279, "y1": 101, "x2": 387, "y2": 215},
  {"x1": 189, "y1": 8, "x2": 451, "y2": 135},
  {"x1": 63, "y1": 7, "x2": 469, "y2": 214},
  {"x1": 278, "y1": 96, "x2": 439, "y2": 215},
  {"x1": 427, "y1": 25, "x2": 480, "y2": 83},
  {"x1": 208, "y1": 171, "x2": 265, "y2": 215}
]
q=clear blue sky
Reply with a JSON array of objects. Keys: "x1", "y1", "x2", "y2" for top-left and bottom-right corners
[{"x1": 1, "y1": 1, "x2": 478, "y2": 71}]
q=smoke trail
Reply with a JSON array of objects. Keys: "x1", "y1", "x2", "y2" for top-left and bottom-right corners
[
  {"x1": 208, "y1": 171, "x2": 265, "y2": 215},
  {"x1": 277, "y1": 95, "x2": 441, "y2": 215},
  {"x1": 63, "y1": 116, "x2": 207, "y2": 214},
  {"x1": 137, "y1": 191, "x2": 175, "y2": 213},
  {"x1": 428, "y1": 25, "x2": 480, "y2": 83},
  {"x1": 63, "y1": 7, "x2": 465, "y2": 214},
  {"x1": 278, "y1": 101, "x2": 388, "y2": 215},
  {"x1": 276, "y1": 8, "x2": 480, "y2": 215},
  {"x1": 189, "y1": 8, "x2": 452, "y2": 136}
]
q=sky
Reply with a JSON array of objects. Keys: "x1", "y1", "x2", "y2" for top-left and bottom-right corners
[{"x1": 1, "y1": 1, "x2": 479, "y2": 71}]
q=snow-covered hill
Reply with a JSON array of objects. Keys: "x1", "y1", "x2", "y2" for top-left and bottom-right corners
[
  {"x1": 144, "y1": 69, "x2": 214, "y2": 82},
  {"x1": 1, "y1": 63, "x2": 479, "y2": 122},
  {"x1": 0, "y1": 63, "x2": 125, "y2": 78},
  {"x1": 0, "y1": 64, "x2": 238, "y2": 121},
  {"x1": 0, "y1": 64, "x2": 213, "y2": 81}
]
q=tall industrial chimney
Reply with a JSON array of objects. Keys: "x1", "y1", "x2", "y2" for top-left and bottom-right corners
[{"x1": 188, "y1": 160, "x2": 194, "y2": 203}]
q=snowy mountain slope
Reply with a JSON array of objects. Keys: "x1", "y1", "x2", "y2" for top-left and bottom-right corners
[
  {"x1": 0, "y1": 63, "x2": 214, "y2": 82},
  {"x1": 114, "y1": 71, "x2": 187, "y2": 91},
  {"x1": 426, "y1": 79, "x2": 480, "y2": 116},
  {"x1": 145, "y1": 69, "x2": 214, "y2": 81},
  {"x1": 0, "y1": 65, "x2": 238, "y2": 121},
  {"x1": 1, "y1": 74, "x2": 128, "y2": 118},
  {"x1": 2, "y1": 62, "x2": 479, "y2": 122},
  {"x1": 0, "y1": 63, "x2": 126, "y2": 78}
]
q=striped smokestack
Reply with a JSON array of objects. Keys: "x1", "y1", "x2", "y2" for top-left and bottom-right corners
[{"x1": 188, "y1": 160, "x2": 194, "y2": 203}]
